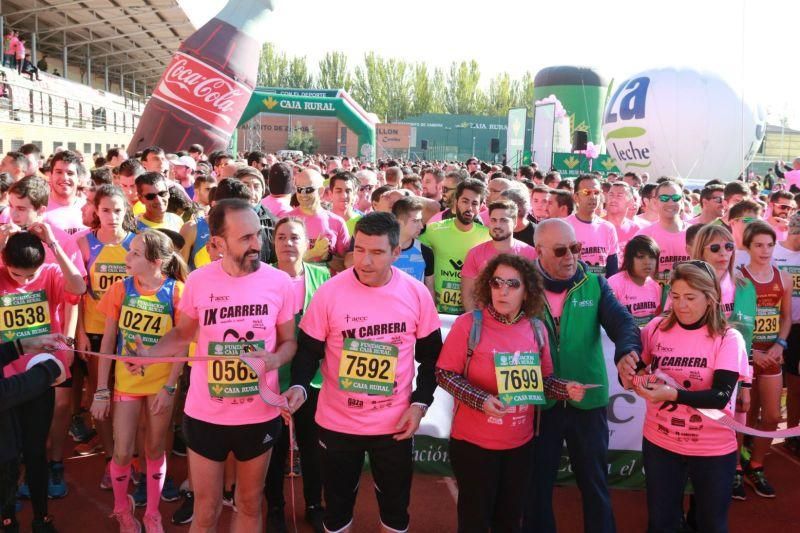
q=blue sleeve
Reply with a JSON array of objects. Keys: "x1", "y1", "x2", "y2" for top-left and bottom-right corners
[
  {"x1": 605, "y1": 254, "x2": 619, "y2": 278},
  {"x1": 596, "y1": 275, "x2": 642, "y2": 362}
]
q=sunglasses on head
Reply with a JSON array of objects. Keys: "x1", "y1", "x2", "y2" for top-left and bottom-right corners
[
  {"x1": 550, "y1": 242, "x2": 582, "y2": 257},
  {"x1": 706, "y1": 242, "x2": 734, "y2": 253},
  {"x1": 143, "y1": 190, "x2": 169, "y2": 201},
  {"x1": 675, "y1": 259, "x2": 716, "y2": 279},
  {"x1": 489, "y1": 276, "x2": 522, "y2": 290},
  {"x1": 658, "y1": 194, "x2": 683, "y2": 203},
  {"x1": 579, "y1": 189, "x2": 602, "y2": 197},
  {"x1": 296, "y1": 186, "x2": 317, "y2": 195}
]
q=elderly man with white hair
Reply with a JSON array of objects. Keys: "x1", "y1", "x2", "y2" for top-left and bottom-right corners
[{"x1": 522, "y1": 218, "x2": 641, "y2": 533}]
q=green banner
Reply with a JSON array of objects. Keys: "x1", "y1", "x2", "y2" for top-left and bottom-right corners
[
  {"x1": 506, "y1": 108, "x2": 527, "y2": 168},
  {"x1": 533, "y1": 84, "x2": 608, "y2": 147},
  {"x1": 552, "y1": 152, "x2": 620, "y2": 177}
]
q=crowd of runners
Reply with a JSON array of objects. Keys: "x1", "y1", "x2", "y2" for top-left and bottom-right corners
[{"x1": 1, "y1": 144, "x2": 799, "y2": 533}]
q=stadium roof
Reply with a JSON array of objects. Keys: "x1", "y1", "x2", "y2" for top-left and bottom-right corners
[{"x1": 1, "y1": 0, "x2": 195, "y2": 92}]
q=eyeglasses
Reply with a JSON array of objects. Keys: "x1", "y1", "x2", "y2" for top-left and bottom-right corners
[
  {"x1": 579, "y1": 189, "x2": 602, "y2": 197},
  {"x1": 658, "y1": 194, "x2": 683, "y2": 203},
  {"x1": 773, "y1": 203, "x2": 794, "y2": 211},
  {"x1": 706, "y1": 242, "x2": 735, "y2": 253},
  {"x1": 143, "y1": 190, "x2": 169, "y2": 201},
  {"x1": 359, "y1": 184, "x2": 374, "y2": 192},
  {"x1": 489, "y1": 276, "x2": 522, "y2": 290},
  {"x1": 548, "y1": 242, "x2": 582, "y2": 257},
  {"x1": 296, "y1": 186, "x2": 317, "y2": 195},
  {"x1": 707, "y1": 196, "x2": 724, "y2": 204},
  {"x1": 735, "y1": 216, "x2": 757, "y2": 225}
]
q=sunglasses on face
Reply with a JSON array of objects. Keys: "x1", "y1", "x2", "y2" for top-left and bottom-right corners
[
  {"x1": 736, "y1": 216, "x2": 757, "y2": 225},
  {"x1": 706, "y1": 242, "x2": 734, "y2": 253},
  {"x1": 489, "y1": 276, "x2": 522, "y2": 290},
  {"x1": 658, "y1": 194, "x2": 683, "y2": 203},
  {"x1": 773, "y1": 203, "x2": 793, "y2": 211},
  {"x1": 296, "y1": 186, "x2": 317, "y2": 195},
  {"x1": 549, "y1": 242, "x2": 582, "y2": 257},
  {"x1": 143, "y1": 190, "x2": 169, "y2": 201},
  {"x1": 579, "y1": 189, "x2": 602, "y2": 197}
]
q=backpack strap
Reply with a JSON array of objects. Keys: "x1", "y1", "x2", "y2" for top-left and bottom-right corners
[
  {"x1": 530, "y1": 317, "x2": 545, "y2": 350},
  {"x1": 464, "y1": 309, "x2": 483, "y2": 378}
]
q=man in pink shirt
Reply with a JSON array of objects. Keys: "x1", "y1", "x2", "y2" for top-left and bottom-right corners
[
  {"x1": 329, "y1": 171, "x2": 359, "y2": 226},
  {"x1": 134, "y1": 199, "x2": 297, "y2": 532},
  {"x1": 603, "y1": 182, "x2": 642, "y2": 254},
  {"x1": 766, "y1": 190, "x2": 795, "y2": 241},
  {"x1": 43, "y1": 150, "x2": 87, "y2": 236},
  {"x1": 634, "y1": 183, "x2": 660, "y2": 226},
  {"x1": 690, "y1": 184, "x2": 725, "y2": 225},
  {"x1": 288, "y1": 169, "x2": 350, "y2": 268},
  {"x1": 284, "y1": 212, "x2": 442, "y2": 533},
  {"x1": 566, "y1": 175, "x2": 620, "y2": 277},
  {"x1": 462, "y1": 200, "x2": 536, "y2": 311},
  {"x1": 635, "y1": 180, "x2": 691, "y2": 284}
]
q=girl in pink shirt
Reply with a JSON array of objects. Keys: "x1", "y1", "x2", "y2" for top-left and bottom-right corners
[
  {"x1": 437, "y1": 254, "x2": 586, "y2": 532},
  {"x1": 619, "y1": 261, "x2": 746, "y2": 533},
  {"x1": 607, "y1": 235, "x2": 663, "y2": 327}
]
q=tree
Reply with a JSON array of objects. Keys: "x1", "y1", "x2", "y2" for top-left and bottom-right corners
[
  {"x1": 445, "y1": 60, "x2": 485, "y2": 115},
  {"x1": 383, "y1": 58, "x2": 412, "y2": 122},
  {"x1": 486, "y1": 72, "x2": 520, "y2": 116},
  {"x1": 352, "y1": 52, "x2": 389, "y2": 121},
  {"x1": 318, "y1": 51, "x2": 352, "y2": 90},
  {"x1": 256, "y1": 43, "x2": 288, "y2": 87},
  {"x1": 286, "y1": 56, "x2": 313, "y2": 88},
  {"x1": 518, "y1": 71, "x2": 536, "y2": 113},
  {"x1": 411, "y1": 63, "x2": 444, "y2": 116},
  {"x1": 287, "y1": 122, "x2": 319, "y2": 154}
]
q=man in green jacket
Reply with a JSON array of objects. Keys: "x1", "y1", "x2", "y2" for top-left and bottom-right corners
[{"x1": 523, "y1": 219, "x2": 642, "y2": 533}]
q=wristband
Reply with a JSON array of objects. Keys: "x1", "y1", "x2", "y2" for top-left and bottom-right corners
[
  {"x1": 775, "y1": 338, "x2": 789, "y2": 350},
  {"x1": 162, "y1": 384, "x2": 177, "y2": 396},
  {"x1": 94, "y1": 390, "x2": 111, "y2": 402}
]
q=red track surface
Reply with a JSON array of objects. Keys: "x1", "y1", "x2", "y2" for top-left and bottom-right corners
[{"x1": 17, "y1": 444, "x2": 800, "y2": 532}]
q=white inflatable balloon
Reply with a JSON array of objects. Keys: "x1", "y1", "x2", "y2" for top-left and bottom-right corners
[{"x1": 602, "y1": 68, "x2": 765, "y2": 182}]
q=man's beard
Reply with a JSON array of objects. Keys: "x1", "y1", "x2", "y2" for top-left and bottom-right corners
[
  {"x1": 491, "y1": 230, "x2": 510, "y2": 242},
  {"x1": 455, "y1": 207, "x2": 473, "y2": 225},
  {"x1": 235, "y1": 249, "x2": 261, "y2": 273}
]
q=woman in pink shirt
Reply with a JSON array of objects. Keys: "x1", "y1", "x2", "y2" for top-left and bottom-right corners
[
  {"x1": 607, "y1": 235, "x2": 663, "y2": 327},
  {"x1": 619, "y1": 261, "x2": 747, "y2": 533},
  {"x1": 437, "y1": 254, "x2": 586, "y2": 533}
]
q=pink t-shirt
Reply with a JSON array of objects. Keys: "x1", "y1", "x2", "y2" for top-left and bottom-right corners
[
  {"x1": 566, "y1": 214, "x2": 620, "y2": 275},
  {"x1": 287, "y1": 208, "x2": 350, "y2": 257},
  {"x1": 633, "y1": 214, "x2": 656, "y2": 228},
  {"x1": 784, "y1": 169, "x2": 800, "y2": 191},
  {"x1": 437, "y1": 311, "x2": 553, "y2": 450},
  {"x1": 45, "y1": 196, "x2": 87, "y2": 236},
  {"x1": 544, "y1": 289, "x2": 568, "y2": 332},
  {"x1": 635, "y1": 221, "x2": 690, "y2": 284},
  {"x1": 262, "y1": 195, "x2": 293, "y2": 219},
  {"x1": 179, "y1": 261, "x2": 294, "y2": 425},
  {"x1": 605, "y1": 217, "x2": 642, "y2": 254},
  {"x1": 607, "y1": 271, "x2": 662, "y2": 327},
  {"x1": 427, "y1": 209, "x2": 448, "y2": 224},
  {"x1": 640, "y1": 318, "x2": 745, "y2": 456},
  {"x1": 0, "y1": 264, "x2": 80, "y2": 377},
  {"x1": 290, "y1": 275, "x2": 305, "y2": 314},
  {"x1": 299, "y1": 267, "x2": 441, "y2": 436},
  {"x1": 720, "y1": 272, "x2": 735, "y2": 318},
  {"x1": 461, "y1": 239, "x2": 537, "y2": 279},
  {"x1": 767, "y1": 219, "x2": 789, "y2": 242}
]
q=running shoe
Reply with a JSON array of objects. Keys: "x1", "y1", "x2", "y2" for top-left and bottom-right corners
[
  {"x1": 142, "y1": 513, "x2": 164, "y2": 533},
  {"x1": 47, "y1": 462, "x2": 68, "y2": 499},
  {"x1": 16, "y1": 483, "x2": 30, "y2": 500},
  {"x1": 68, "y1": 414, "x2": 95, "y2": 443},
  {"x1": 222, "y1": 484, "x2": 236, "y2": 510},
  {"x1": 111, "y1": 494, "x2": 141, "y2": 533},
  {"x1": 266, "y1": 506, "x2": 287, "y2": 533},
  {"x1": 30, "y1": 515, "x2": 58, "y2": 533},
  {"x1": 100, "y1": 461, "x2": 112, "y2": 490},
  {"x1": 171, "y1": 491, "x2": 194, "y2": 525},
  {"x1": 305, "y1": 504, "x2": 325, "y2": 533},
  {"x1": 1, "y1": 516, "x2": 19, "y2": 533},
  {"x1": 74, "y1": 434, "x2": 102, "y2": 456},
  {"x1": 745, "y1": 466, "x2": 776, "y2": 498},
  {"x1": 160, "y1": 477, "x2": 179, "y2": 503},
  {"x1": 732, "y1": 470, "x2": 746, "y2": 501},
  {"x1": 133, "y1": 475, "x2": 147, "y2": 507}
]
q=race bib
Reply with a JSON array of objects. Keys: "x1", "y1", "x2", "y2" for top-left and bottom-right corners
[
  {"x1": 494, "y1": 351, "x2": 545, "y2": 406},
  {"x1": 338, "y1": 338, "x2": 398, "y2": 395},
  {"x1": 778, "y1": 265, "x2": 800, "y2": 297},
  {"x1": 207, "y1": 341, "x2": 263, "y2": 398},
  {"x1": 0, "y1": 290, "x2": 51, "y2": 341},
  {"x1": 92, "y1": 263, "x2": 127, "y2": 295},
  {"x1": 119, "y1": 295, "x2": 171, "y2": 350},
  {"x1": 754, "y1": 307, "x2": 780, "y2": 342},
  {"x1": 439, "y1": 280, "x2": 463, "y2": 314}
]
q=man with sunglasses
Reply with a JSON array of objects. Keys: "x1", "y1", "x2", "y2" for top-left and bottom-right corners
[
  {"x1": 635, "y1": 180, "x2": 691, "y2": 284},
  {"x1": 690, "y1": 184, "x2": 726, "y2": 225},
  {"x1": 355, "y1": 169, "x2": 378, "y2": 214},
  {"x1": 766, "y1": 190, "x2": 795, "y2": 241},
  {"x1": 728, "y1": 199, "x2": 763, "y2": 270},
  {"x1": 427, "y1": 172, "x2": 465, "y2": 224},
  {"x1": 524, "y1": 218, "x2": 640, "y2": 533},
  {"x1": 567, "y1": 175, "x2": 619, "y2": 277},
  {"x1": 134, "y1": 172, "x2": 184, "y2": 232}
]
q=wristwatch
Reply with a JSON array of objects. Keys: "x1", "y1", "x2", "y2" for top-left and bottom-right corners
[
  {"x1": 775, "y1": 338, "x2": 789, "y2": 350},
  {"x1": 412, "y1": 403, "x2": 428, "y2": 415}
]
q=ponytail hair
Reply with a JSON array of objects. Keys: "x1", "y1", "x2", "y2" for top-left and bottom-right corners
[{"x1": 139, "y1": 229, "x2": 189, "y2": 282}]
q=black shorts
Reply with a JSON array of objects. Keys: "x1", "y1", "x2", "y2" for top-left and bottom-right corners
[
  {"x1": 784, "y1": 324, "x2": 800, "y2": 376},
  {"x1": 182, "y1": 414, "x2": 281, "y2": 462},
  {"x1": 318, "y1": 427, "x2": 413, "y2": 532}
]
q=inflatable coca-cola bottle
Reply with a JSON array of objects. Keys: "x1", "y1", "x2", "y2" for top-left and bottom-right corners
[{"x1": 128, "y1": 0, "x2": 274, "y2": 155}]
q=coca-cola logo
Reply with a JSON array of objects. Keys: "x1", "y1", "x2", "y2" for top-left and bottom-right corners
[{"x1": 152, "y1": 52, "x2": 251, "y2": 133}]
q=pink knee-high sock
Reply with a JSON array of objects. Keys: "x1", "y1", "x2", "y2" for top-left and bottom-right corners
[
  {"x1": 145, "y1": 455, "x2": 166, "y2": 518},
  {"x1": 110, "y1": 460, "x2": 131, "y2": 514}
]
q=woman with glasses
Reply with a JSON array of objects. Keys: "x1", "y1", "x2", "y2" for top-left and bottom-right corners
[
  {"x1": 436, "y1": 253, "x2": 587, "y2": 533},
  {"x1": 739, "y1": 221, "x2": 792, "y2": 498},
  {"x1": 690, "y1": 224, "x2": 756, "y2": 502},
  {"x1": 619, "y1": 262, "x2": 748, "y2": 533}
]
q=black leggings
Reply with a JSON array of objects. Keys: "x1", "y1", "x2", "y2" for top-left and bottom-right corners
[
  {"x1": 0, "y1": 459, "x2": 19, "y2": 526},
  {"x1": 18, "y1": 387, "x2": 54, "y2": 520},
  {"x1": 265, "y1": 386, "x2": 322, "y2": 509}
]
